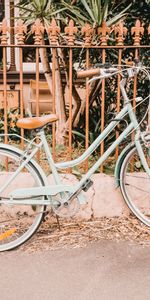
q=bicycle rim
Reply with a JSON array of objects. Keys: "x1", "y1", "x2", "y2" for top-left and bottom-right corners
[
  {"x1": 120, "y1": 145, "x2": 150, "y2": 227},
  {"x1": 0, "y1": 147, "x2": 45, "y2": 251}
]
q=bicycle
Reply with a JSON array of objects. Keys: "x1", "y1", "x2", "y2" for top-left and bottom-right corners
[{"x1": 0, "y1": 59, "x2": 149, "y2": 251}]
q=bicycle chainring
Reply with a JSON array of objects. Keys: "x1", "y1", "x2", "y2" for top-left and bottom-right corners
[{"x1": 51, "y1": 192, "x2": 80, "y2": 217}]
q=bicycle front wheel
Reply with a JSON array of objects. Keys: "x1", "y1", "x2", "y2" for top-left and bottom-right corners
[
  {"x1": 120, "y1": 144, "x2": 150, "y2": 227},
  {"x1": 0, "y1": 146, "x2": 45, "y2": 251}
]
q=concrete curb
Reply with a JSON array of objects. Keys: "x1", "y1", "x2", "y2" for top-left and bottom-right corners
[
  {"x1": 48, "y1": 173, "x2": 129, "y2": 220},
  {"x1": 0, "y1": 172, "x2": 130, "y2": 219}
]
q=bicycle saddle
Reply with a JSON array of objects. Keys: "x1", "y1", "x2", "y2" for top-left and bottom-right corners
[{"x1": 17, "y1": 114, "x2": 58, "y2": 130}]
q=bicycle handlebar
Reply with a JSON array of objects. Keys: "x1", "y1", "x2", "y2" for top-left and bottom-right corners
[
  {"x1": 77, "y1": 67, "x2": 118, "y2": 79},
  {"x1": 77, "y1": 68, "x2": 100, "y2": 78},
  {"x1": 77, "y1": 59, "x2": 143, "y2": 80}
]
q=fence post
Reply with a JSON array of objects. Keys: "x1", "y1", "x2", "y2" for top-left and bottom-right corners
[
  {"x1": 98, "y1": 22, "x2": 110, "y2": 171},
  {"x1": 65, "y1": 20, "x2": 77, "y2": 167},
  {"x1": 15, "y1": 19, "x2": 27, "y2": 148},
  {"x1": 0, "y1": 19, "x2": 9, "y2": 144}
]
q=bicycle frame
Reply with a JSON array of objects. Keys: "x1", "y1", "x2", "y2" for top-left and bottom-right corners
[{"x1": 1, "y1": 77, "x2": 150, "y2": 205}]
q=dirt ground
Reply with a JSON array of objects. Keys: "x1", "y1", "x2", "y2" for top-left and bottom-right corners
[{"x1": 18, "y1": 214, "x2": 150, "y2": 253}]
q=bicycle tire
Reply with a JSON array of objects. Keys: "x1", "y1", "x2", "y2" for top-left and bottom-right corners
[
  {"x1": 120, "y1": 144, "x2": 150, "y2": 227},
  {"x1": 0, "y1": 146, "x2": 45, "y2": 251}
]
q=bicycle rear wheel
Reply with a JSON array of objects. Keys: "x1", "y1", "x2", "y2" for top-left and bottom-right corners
[
  {"x1": 0, "y1": 146, "x2": 45, "y2": 251},
  {"x1": 120, "y1": 144, "x2": 150, "y2": 226}
]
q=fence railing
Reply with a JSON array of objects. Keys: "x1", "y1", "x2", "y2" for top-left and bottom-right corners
[{"x1": 0, "y1": 18, "x2": 149, "y2": 172}]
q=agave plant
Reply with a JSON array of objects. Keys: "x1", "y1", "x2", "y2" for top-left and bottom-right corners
[
  {"x1": 62, "y1": 0, "x2": 131, "y2": 28},
  {"x1": 17, "y1": 0, "x2": 66, "y2": 27}
]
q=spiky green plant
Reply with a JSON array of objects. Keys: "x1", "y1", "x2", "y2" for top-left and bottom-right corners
[{"x1": 61, "y1": 0, "x2": 131, "y2": 28}]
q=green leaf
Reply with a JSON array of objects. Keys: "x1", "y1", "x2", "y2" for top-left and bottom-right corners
[
  {"x1": 102, "y1": 0, "x2": 109, "y2": 21},
  {"x1": 80, "y1": 0, "x2": 95, "y2": 23},
  {"x1": 72, "y1": 130, "x2": 85, "y2": 140},
  {"x1": 97, "y1": 0, "x2": 102, "y2": 25}
]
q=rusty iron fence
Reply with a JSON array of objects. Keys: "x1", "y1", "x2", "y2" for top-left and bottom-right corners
[{"x1": 0, "y1": 18, "x2": 149, "y2": 172}]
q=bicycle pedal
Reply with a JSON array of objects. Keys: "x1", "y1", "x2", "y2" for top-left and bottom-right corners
[{"x1": 82, "y1": 179, "x2": 93, "y2": 192}]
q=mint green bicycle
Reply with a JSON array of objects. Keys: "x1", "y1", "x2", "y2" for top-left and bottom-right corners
[{"x1": 0, "y1": 60, "x2": 149, "y2": 251}]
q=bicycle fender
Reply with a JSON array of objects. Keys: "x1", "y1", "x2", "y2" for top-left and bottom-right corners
[{"x1": 114, "y1": 142, "x2": 135, "y2": 187}]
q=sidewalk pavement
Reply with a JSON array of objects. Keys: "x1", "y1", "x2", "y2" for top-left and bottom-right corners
[{"x1": 0, "y1": 240, "x2": 150, "y2": 300}]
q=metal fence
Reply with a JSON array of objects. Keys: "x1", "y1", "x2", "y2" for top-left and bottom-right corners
[{"x1": 0, "y1": 18, "x2": 149, "y2": 172}]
